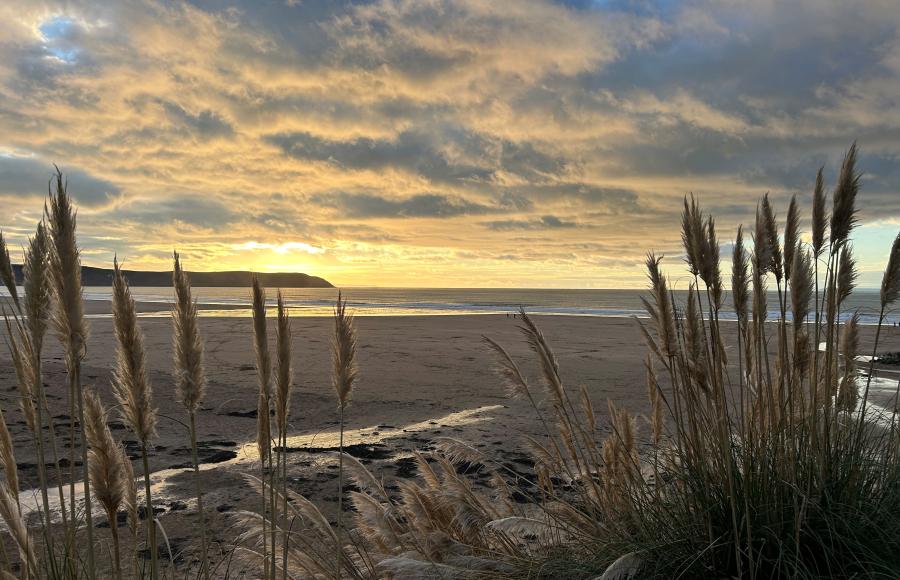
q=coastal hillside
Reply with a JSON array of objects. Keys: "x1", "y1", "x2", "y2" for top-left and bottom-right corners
[{"x1": 12, "y1": 264, "x2": 334, "y2": 288}]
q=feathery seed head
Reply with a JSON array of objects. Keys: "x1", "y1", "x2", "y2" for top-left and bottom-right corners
[
  {"x1": 880, "y1": 232, "x2": 900, "y2": 309},
  {"x1": 519, "y1": 309, "x2": 566, "y2": 404},
  {"x1": 784, "y1": 195, "x2": 800, "y2": 280},
  {"x1": 645, "y1": 253, "x2": 676, "y2": 357},
  {"x1": 251, "y1": 275, "x2": 271, "y2": 399},
  {"x1": 703, "y1": 215, "x2": 723, "y2": 308},
  {"x1": 761, "y1": 194, "x2": 783, "y2": 281},
  {"x1": 484, "y1": 336, "x2": 533, "y2": 400},
  {"x1": 23, "y1": 222, "x2": 51, "y2": 349},
  {"x1": 47, "y1": 168, "x2": 88, "y2": 364},
  {"x1": 790, "y1": 246, "x2": 813, "y2": 330},
  {"x1": 753, "y1": 203, "x2": 772, "y2": 276},
  {"x1": 812, "y1": 167, "x2": 828, "y2": 256},
  {"x1": 275, "y1": 290, "x2": 293, "y2": 434},
  {"x1": 332, "y1": 291, "x2": 358, "y2": 409},
  {"x1": 111, "y1": 258, "x2": 158, "y2": 443},
  {"x1": 731, "y1": 226, "x2": 750, "y2": 326},
  {"x1": 751, "y1": 259, "x2": 768, "y2": 326},
  {"x1": 830, "y1": 142, "x2": 860, "y2": 249},
  {"x1": 84, "y1": 389, "x2": 126, "y2": 519},
  {"x1": 5, "y1": 318, "x2": 37, "y2": 432},
  {"x1": 173, "y1": 252, "x2": 206, "y2": 414},
  {"x1": 256, "y1": 392, "x2": 271, "y2": 462},
  {"x1": 836, "y1": 244, "x2": 857, "y2": 308},
  {"x1": 681, "y1": 195, "x2": 704, "y2": 277}
]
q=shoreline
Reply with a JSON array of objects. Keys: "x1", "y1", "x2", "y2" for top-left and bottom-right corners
[{"x1": 82, "y1": 297, "x2": 900, "y2": 326}]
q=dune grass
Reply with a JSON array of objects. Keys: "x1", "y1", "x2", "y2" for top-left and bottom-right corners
[{"x1": 0, "y1": 145, "x2": 897, "y2": 579}]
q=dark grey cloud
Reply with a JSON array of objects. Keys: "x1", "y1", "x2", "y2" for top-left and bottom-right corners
[
  {"x1": 589, "y1": 2, "x2": 899, "y2": 115},
  {"x1": 310, "y1": 192, "x2": 512, "y2": 218},
  {"x1": 266, "y1": 128, "x2": 574, "y2": 187},
  {"x1": 496, "y1": 192, "x2": 534, "y2": 211},
  {"x1": 111, "y1": 195, "x2": 237, "y2": 228},
  {"x1": 267, "y1": 131, "x2": 495, "y2": 185},
  {"x1": 524, "y1": 183, "x2": 641, "y2": 208},
  {"x1": 484, "y1": 215, "x2": 579, "y2": 230},
  {"x1": 0, "y1": 155, "x2": 120, "y2": 207},
  {"x1": 160, "y1": 101, "x2": 233, "y2": 138}
]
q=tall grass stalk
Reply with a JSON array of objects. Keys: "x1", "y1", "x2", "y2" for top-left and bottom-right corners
[
  {"x1": 83, "y1": 389, "x2": 127, "y2": 580},
  {"x1": 46, "y1": 168, "x2": 95, "y2": 579},
  {"x1": 274, "y1": 290, "x2": 293, "y2": 580},
  {"x1": 331, "y1": 291, "x2": 358, "y2": 579},
  {"x1": 111, "y1": 259, "x2": 159, "y2": 579},
  {"x1": 172, "y1": 251, "x2": 211, "y2": 580},
  {"x1": 251, "y1": 275, "x2": 274, "y2": 579},
  {"x1": 21, "y1": 222, "x2": 63, "y2": 544}
]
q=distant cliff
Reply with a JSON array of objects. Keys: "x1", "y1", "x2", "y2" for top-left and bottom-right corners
[{"x1": 13, "y1": 265, "x2": 333, "y2": 288}]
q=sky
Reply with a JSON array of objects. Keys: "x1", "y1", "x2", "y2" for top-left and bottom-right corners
[{"x1": 0, "y1": 0, "x2": 898, "y2": 288}]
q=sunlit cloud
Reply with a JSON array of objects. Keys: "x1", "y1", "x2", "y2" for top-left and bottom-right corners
[
  {"x1": 0, "y1": 0, "x2": 897, "y2": 287},
  {"x1": 233, "y1": 241, "x2": 324, "y2": 255}
]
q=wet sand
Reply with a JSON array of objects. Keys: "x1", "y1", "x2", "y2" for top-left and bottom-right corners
[{"x1": 1, "y1": 301, "x2": 898, "y2": 574}]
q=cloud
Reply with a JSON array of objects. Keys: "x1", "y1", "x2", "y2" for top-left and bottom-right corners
[
  {"x1": 267, "y1": 128, "x2": 577, "y2": 189},
  {"x1": 268, "y1": 130, "x2": 493, "y2": 185},
  {"x1": 484, "y1": 215, "x2": 580, "y2": 230},
  {"x1": 310, "y1": 192, "x2": 513, "y2": 218},
  {"x1": 232, "y1": 241, "x2": 323, "y2": 254},
  {"x1": 160, "y1": 101, "x2": 234, "y2": 138},
  {"x1": 110, "y1": 195, "x2": 238, "y2": 228},
  {"x1": 0, "y1": 154, "x2": 121, "y2": 208}
]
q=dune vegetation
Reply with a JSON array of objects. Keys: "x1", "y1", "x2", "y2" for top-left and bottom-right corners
[{"x1": 0, "y1": 143, "x2": 900, "y2": 579}]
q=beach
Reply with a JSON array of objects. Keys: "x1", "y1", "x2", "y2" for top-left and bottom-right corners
[{"x1": 2, "y1": 300, "x2": 898, "y2": 573}]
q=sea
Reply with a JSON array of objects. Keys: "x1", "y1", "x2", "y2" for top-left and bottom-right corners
[{"x1": 65, "y1": 286, "x2": 895, "y2": 325}]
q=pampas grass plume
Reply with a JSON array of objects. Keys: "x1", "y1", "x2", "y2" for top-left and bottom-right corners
[
  {"x1": 332, "y1": 291, "x2": 358, "y2": 409},
  {"x1": 731, "y1": 226, "x2": 750, "y2": 326},
  {"x1": 84, "y1": 390, "x2": 126, "y2": 519},
  {"x1": 790, "y1": 246, "x2": 813, "y2": 329},
  {"x1": 830, "y1": 142, "x2": 860, "y2": 247},
  {"x1": 836, "y1": 244, "x2": 857, "y2": 308},
  {"x1": 23, "y1": 223, "x2": 51, "y2": 348},
  {"x1": 173, "y1": 252, "x2": 206, "y2": 413},
  {"x1": 761, "y1": 193, "x2": 783, "y2": 281},
  {"x1": 275, "y1": 290, "x2": 292, "y2": 434},
  {"x1": 47, "y1": 169, "x2": 88, "y2": 362},
  {"x1": 111, "y1": 258, "x2": 158, "y2": 442},
  {"x1": 880, "y1": 232, "x2": 900, "y2": 308},
  {"x1": 784, "y1": 195, "x2": 800, "y2": 279},
  {"x1": 812, "y1": 167, "x2": 828, "y2": 256}
]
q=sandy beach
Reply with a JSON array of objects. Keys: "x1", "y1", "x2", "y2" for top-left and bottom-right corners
[{"x1": 2, "y1": 301, "x2": 898, "y2": 573}]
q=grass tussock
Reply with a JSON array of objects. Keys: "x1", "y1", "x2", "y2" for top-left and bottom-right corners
[{"x1": 0, "y1": 143, "x2": 897, "y2": 579}]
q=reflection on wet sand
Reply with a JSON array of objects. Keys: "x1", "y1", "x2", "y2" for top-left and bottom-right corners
[{"x1": 15, "y1": 404, "x2": 504, "y2": 525}]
